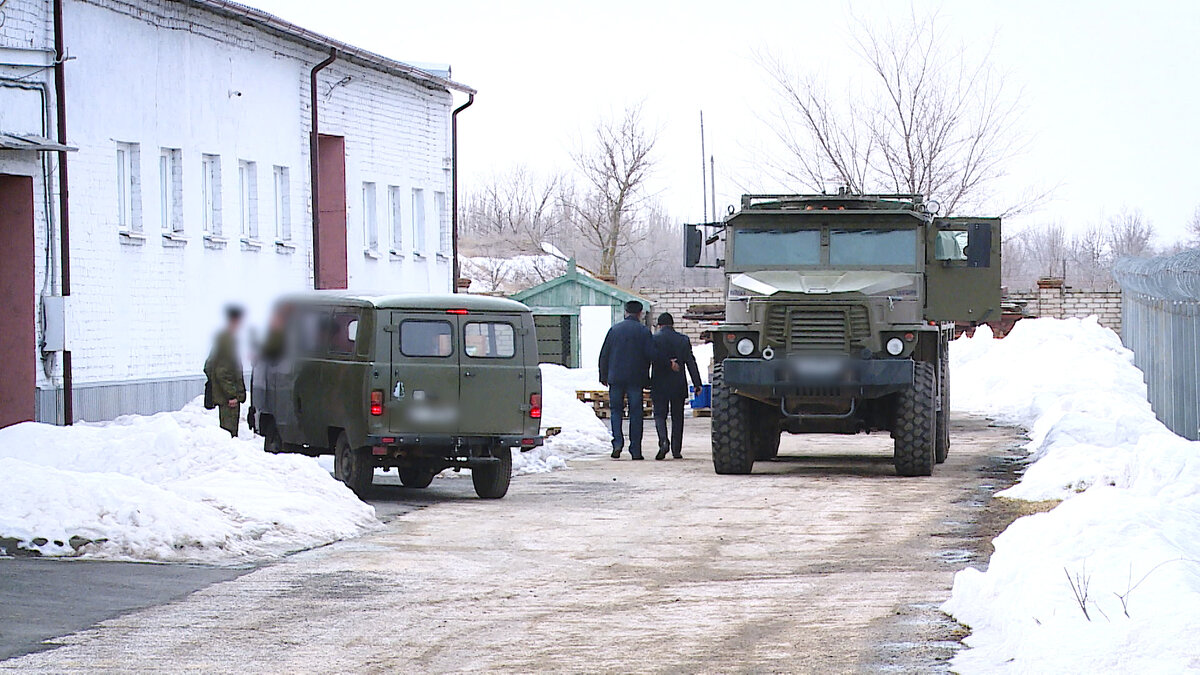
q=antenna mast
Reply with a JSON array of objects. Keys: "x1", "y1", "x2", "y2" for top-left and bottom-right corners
[{"x1": 700, "y1": 111, "x2": 708, "y2": 222}]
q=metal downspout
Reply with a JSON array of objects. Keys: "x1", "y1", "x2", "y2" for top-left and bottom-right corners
[
  {"x1": 52, "y1": 0, "x2": 72, "y2": 424},
  {"x1": 450, "y1": 93, "x2": 474, "y2": 293},
  {"x1": 309, "y1": 47, "x2": 336, "y2": 289}
]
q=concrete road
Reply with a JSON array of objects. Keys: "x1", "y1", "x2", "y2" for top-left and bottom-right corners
[{"x1": 2, "y1": 415, "x2": 1023, "y2": 673}]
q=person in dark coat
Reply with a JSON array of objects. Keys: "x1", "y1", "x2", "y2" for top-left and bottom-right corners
[
  {"x1": 598, "y1": 300, "x2": 656, "y2": 460},
  {"x1": 204, "y1": 305, "x2": 246, "y2": 437},
  {"x1": 650, "y1": 313, "x2": 704, "y2": 460}
]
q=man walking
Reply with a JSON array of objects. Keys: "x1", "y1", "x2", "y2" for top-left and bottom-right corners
[
  {"x1": 205, "y1": 305, "x2": 246, "y2": 438},
  {"x1": 650, "y1": 313, "x2": 703, "y2": 460},
  {"x1": 598, "y1": 300, "x2": 656, "y2": 460}
]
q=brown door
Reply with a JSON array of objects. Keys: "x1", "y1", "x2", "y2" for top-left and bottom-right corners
[
  {"x1": 316, "y1": 134, "x2": 347, "y2": 289},
  {"x1": 0, "y1": 174, "x2": 35, "y2": 428}
]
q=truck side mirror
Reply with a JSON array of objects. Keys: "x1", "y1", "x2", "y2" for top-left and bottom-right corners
[
  {"x1": 966, "y1": 222, "x2": 992, "y2": 268},
  {"x1": 684, "y1": 224, "x2": 703, "y2": 268}
]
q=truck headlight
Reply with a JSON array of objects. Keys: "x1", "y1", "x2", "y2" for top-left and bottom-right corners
[
  {"x1": 885, "y1": 337, "x2": 904, "y2": 356},
  {"x1": 736, "y1": 338, "x2": 755, "y2": 356}
]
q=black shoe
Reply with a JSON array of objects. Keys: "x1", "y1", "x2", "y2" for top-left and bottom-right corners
[
  {"x1": 611, "y1": 447, "x2": 622, "y2": 459},
  {"x1": 672, "y1": 453, "x2": 683, "y2": 459},
  {"x1": 631, "y1": 454, "x2": 645, "y2": 461},
  {"x1": 655, "y1": 447, "x2": 668, "y2": 461}
]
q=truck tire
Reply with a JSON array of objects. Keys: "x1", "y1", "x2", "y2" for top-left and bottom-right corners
[
  {"x1": 935, "y1": 338, "x2": 950, "y2": 464},
  {"x1": 893, "y1": 361, "x2": 937, "y2": 477},
  {"x1": 334, "y1": 431, "x2": 373, "y2": 496},
  {"x1": 754, "y1": 411, "x2": 782, "y2": 461},
  {"x1": 399, "y1": 466, "x2": 436, "y2": 489},
  {"x1": 472, "y1": 449, "x2": 512, "y2": 499},
  {"x1": 711, "y1": 364, "x2": 755, "y2": 475}
]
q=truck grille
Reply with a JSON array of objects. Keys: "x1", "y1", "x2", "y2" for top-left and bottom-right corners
[{"x1": 764, "y1": 305, "x2": 870, "y2": 353}]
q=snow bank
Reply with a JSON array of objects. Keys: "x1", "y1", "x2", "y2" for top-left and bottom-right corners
[
  {"x1": 518, "y1": 364, "x2": 612, "y2": 473},
  {"x1": 0, "y1": 400, "x2": 377, "y2": 563},
  {"x1": 944, "y1": 317, "x2": 1200, "y2": 673}
]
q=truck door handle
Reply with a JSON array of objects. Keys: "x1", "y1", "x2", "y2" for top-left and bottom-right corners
[{"x1": 464, "y1": 371, "x2": 474, "y2": 377}]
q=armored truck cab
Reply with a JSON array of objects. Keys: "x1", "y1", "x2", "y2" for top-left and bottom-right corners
[
  {"x1": 685, "y1": 194, "x2": 1000, "y2": 476},
  {"x1": 249, "y1": 293, "x2": 543, "y2": 499}
]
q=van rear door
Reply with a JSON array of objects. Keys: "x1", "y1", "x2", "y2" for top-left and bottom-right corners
[
  {"x1": 388, "y1": 312, "x2": 461, "y2": 435},
  {"x1": 457, "y1": 314, "x2": 529, "y2": 436}
]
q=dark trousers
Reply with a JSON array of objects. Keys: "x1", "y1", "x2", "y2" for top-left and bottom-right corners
[
  {"x1": 653, "y1": 391, "x2": 686, "y2": 456},
  {"x1": 218, "y1": 404, "x2": 240, "y2": 438},
  {"x1": 608, "y1": 383, "x2": 644, "y2": 457}
]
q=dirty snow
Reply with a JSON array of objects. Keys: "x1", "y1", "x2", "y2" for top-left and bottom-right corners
[
  {"x1": 0, "y1": 399, "x2": 377, "y2": 563},
  {"x1": 944, "y1": 317, "x2": 1200, "y2": 673},
  {"x1": 520, "y1": 364, "x2": 612, "y2": 472}
]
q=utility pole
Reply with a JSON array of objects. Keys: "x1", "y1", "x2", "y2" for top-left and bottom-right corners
[
  {"x1": 710, "y1": 155, "x2": 716, "y2": 221},
  {"x1": 700, "y1": 111, "x2": 707, "y2": 222}
]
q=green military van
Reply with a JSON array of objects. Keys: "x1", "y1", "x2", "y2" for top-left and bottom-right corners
[{"x1": 249, "y1": 293, "x2": 543, "y2": 499}]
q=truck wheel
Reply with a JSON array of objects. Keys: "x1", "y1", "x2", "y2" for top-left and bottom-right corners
[
  {"x1": 935, "y1": 341, "x2": 950, "y2": 464},
  {"x1": 399, "y1": 466, "x2": 436, "y2": 489},
  {"x1": 893, "y1": 361, "x2": 937, "y2": 477},
  {"x1": 472, "y1": 448, "x2": 512, "y2": 499},
  {"x1": 754, "y1": 410, "x2": 782, "y2": 461},
  {"x1": 711, "y1": 364, "x2": 755, "y2": 475},
  {"x1": 334, "y1": 431, "x2": 373, "y2": 496}
]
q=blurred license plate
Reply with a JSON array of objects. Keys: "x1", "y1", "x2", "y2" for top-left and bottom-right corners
[{"x1": 792, "y1": 356, "x2": 846, "y2": 379}]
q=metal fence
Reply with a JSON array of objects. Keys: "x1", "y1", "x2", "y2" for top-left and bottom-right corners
[{"x1": 1113, "y1": 249, "x2": 1200, "y2": 440}]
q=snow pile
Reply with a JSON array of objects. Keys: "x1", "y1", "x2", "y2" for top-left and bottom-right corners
[
  {"x1": 461, "y1": 254, "x2": 571, "y2": 294},
  {"x1": 0, "y1": 400, "x2": 377, "y2": 562},
  {"x1": 516, "y1": 364, "x2": 612, "y2": 474},
  {"x1": 943, "y1": 317, "x2": 1200, "y2": 673}
]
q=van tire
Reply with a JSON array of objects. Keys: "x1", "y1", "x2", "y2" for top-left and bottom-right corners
[
  {"x1": 893, "y1": 361, "x2": 937, "y2": 477},
  {"x1": 334, "y1": 432, "x2": 373, "y2": 496},
  {"x1": 711, "y1": 364, "x2": 755, "y2": 475},
  {"x1": 399, "y1": 466, "x2": 436, "y2": 489},
  {"x1": 472, "y1": 449, "x2": 512, "y2": 499}
]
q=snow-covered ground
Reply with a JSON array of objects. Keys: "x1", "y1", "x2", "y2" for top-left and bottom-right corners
[
  {"x1": 944, "y1": 317, "x2": 1200, "y2": 673},
  {"x1": 516, "y1": 364, "x2": 612, "y2": 473},
  {"x1": 0, "y1": 400, "x2": 377, "y2": 563}
]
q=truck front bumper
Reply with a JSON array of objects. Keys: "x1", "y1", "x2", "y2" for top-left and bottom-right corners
[{"x1": 722, "y1": 357, "x2": 914, "y2": 399}]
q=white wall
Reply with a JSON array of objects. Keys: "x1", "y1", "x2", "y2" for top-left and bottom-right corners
[{"x1": 22, "y1": 0, "x2": 459, "y2": 401}]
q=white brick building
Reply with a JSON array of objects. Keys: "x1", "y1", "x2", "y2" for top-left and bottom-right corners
[{"x1": 0, "y1": 0, "x2": 474, "y2": 425}]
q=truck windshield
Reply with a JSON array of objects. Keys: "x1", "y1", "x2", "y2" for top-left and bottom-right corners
[
  {"x1": 829, "y1": 229, "x2": 917, "y2": 266},
  {"x1": 732, "y1": 228, "x2": 820, "y2": 266}
]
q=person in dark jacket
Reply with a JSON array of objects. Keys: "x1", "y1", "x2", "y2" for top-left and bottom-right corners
[
  {"x1": 650, "y1": 313, "x2": 704, "y2": 460},
  {"x1": 204, "y1": 305, "x2": 246, "y2": 437},
  {"x1": 598, "y1": 300, "x2": 656, "y2": 460}
]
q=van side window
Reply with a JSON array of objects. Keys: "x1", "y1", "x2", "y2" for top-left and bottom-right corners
[
  {"x1": 400, "y1": 320, "x2": 453, "y2": 357},
  {"x1": 463, "y1": 322, "x2": 515, "y2": 358},
  {"x1": 329, "y1": 311, "x2": 361, "y2": 355}
]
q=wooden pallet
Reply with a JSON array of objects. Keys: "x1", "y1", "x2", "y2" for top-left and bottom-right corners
[
  {"x1": 577, "y1": 389, "x2": 654, "y2": 420},
  {"x1": 691, "y1": 408, "x2": 712, "y2": 418}
]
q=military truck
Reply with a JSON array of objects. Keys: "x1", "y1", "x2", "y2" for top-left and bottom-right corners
[
  {"x1": 249, "y1": 293, "x2": 544, "y2": 499},
  {"x1": 684, "y1": 193, "x2": 1000, "y2": 476}
]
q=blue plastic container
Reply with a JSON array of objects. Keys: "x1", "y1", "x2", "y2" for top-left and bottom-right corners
[{"x1": 690, "y1": 384, "x2": 712, "y2": 409}]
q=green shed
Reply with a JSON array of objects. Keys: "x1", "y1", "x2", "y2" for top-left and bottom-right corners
[{"x1": 510, "y1": 260, "x2": 651, "y2": 369}]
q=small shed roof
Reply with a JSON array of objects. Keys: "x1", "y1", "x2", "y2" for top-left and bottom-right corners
[{"x1": 511, "y1": 262, "x2": 649, "y2": 312}]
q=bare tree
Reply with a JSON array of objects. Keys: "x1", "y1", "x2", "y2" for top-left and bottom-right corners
[
  {"x1": 460, "y1": 167, "x2": 564, "y2": 251},
  {"x1": 1187, "y1": 205, "x2": 1200, "y2": 247},
  {"x1": 759, "y1": 9, "x2": 1044, "y2": 216},
  {"x1": 566, "y1": 106, "x2": 658, "y2": 280},
  {"x1": 1107, "y1": 208, "x2": 1155, "y2": 260}
]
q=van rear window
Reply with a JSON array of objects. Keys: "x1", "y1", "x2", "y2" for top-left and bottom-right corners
[
  {"x1": 464, "y1": 322, "x2": 515, "y2": 358},
  {"x1": 400, "y1": 320, "x2": 453, "y2": 357}
]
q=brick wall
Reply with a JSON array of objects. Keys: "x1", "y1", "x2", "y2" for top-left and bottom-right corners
[
  {"x1": 638, "y1": 287, "x2": 725, "y2": 341},
  {"x1": 1010, "y1": 287, "x2": 1122, "y2": 333}
]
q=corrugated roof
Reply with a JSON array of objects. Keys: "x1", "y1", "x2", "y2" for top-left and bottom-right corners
[{"x1": 183, "y1": 0, "x2": 476, "y2": 95}]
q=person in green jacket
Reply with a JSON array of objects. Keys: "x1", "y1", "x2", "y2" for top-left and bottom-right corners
[{"x1": 205, "y1": 306, "x2": 246, "y2": 437}]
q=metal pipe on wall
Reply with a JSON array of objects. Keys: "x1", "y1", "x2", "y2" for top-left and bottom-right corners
[
  {"x1": 308, "y1": 47, "x2": 337, "y2": 289},
  {"x1": 52, "y1": 0, "x2": 72, "y2": 424},
  {"x1": 450, "y1": 92, "x2": 474, "y2": 293}
]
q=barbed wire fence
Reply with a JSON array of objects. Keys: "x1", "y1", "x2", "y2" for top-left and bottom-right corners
[{"x1": 1113, "y1": 249, "x2": 1200, "y2": 440}]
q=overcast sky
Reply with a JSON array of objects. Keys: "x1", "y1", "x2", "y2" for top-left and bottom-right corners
[{"x1": 243, "y1": 0, "x2": 1200, "y2": 243}]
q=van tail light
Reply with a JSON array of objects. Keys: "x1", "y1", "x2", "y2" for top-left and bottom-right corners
[
  {"x1": 529, "y1": 393, "x2": 542, "y2": 419},
  {"x1": 370, "y1": 390, "x2": 384, "y2": 416}
]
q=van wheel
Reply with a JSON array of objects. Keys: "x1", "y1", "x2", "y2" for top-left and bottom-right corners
[
  {"x1": 893, "y1": 362, "x2": 937, "y2": 477},
  {"x1": 472, "y1": 449, "x2": 512, "y2": 499},
  {"x1": 399, "y1": 466, "x2": 436, "y2": 489},
  {"x1": 334, "y1": 432, "x2": 373, "y2": 496}
]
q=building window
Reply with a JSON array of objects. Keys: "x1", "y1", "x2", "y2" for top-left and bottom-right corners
[
  {"x1": 388, "y1": 185, "x2": 403, "y2": 252},
  {"x1": 411, "y1": 188, "x2": 425, "y2": 253},
  {"x1": 201, "y1": 154, "x2": 222, "y2": 236},
  {"x1": 238, "y1": 160, "x2": 258, "y2": 240},
  {"x1": 362, "y1": 182, "x2": 378, "y2": 252},
  {"x1": 436, "y1": 191, "x2": 449, "y2": 254},
  {"x1": 116, "y1": 142, "x2": 141, "y2": 232},
  {"x1": 273, "y1": 165, "x2": 291, "y2": 241},
  {"x1": 159, "y1": 148, "x2": 183, "y2": 233}
]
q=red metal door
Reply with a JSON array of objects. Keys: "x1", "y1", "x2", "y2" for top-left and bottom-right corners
[
  {"x1": 0, "y1": 174, "x2": 35, "y2": 428},
  {"x1": 316, "y1": 134, "x2": 347, "y2": 289}
]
